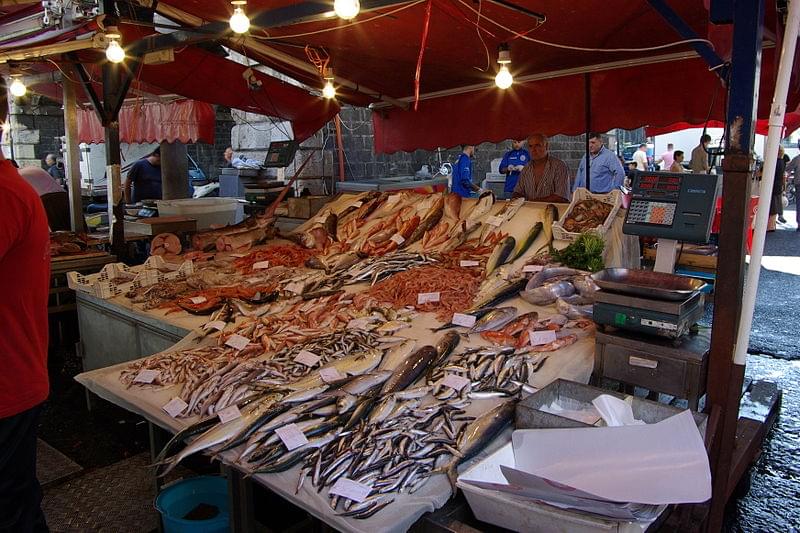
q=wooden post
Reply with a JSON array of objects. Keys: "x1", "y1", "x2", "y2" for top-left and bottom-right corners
[
  {"x1": 62, "y1": 71, "x2": 83, "y2": 232},
  {"x1": 102, "y1": 61, "x2": 125, "y2": 259},
  {"x1": 160, "y1": 141, "x2": 190, "y2": 199}
]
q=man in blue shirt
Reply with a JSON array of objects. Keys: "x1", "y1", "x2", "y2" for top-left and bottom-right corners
[
  {"x1": 451, "y1": 145, "x2": 480, "y2": 198},
  {"x1": 499, "y1": 140, "x2": 530, "y2": 196},
  {"x1": 124, "y1": 147, "x2": 163, "y2": 203},
  {"x1": 573, "y1": 133, "x2": 626, "y2": 193}
]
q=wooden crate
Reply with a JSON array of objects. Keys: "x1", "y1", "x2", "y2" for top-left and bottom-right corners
[{"x1": 287, "y1": 196, "x2": 330, "y2": 219}]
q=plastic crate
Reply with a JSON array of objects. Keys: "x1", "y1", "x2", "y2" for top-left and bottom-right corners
[
  {"x1": 67, "y1": 258, "x2": 193, "y2": 300},
  {"x1": 552, "y1": 188, "x2": 621, "y2": 242}
]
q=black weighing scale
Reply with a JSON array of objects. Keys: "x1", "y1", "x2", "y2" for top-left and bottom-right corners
[{"x1": 592, "y1": 171, "x2": 720, "y2": 339}]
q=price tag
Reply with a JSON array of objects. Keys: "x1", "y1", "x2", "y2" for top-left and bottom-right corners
[
  {"x1": 442, "y1": 373, "x2": 471, "y2": 391},
  {"x1": 347, "y1": 317, "x2": 372, "y2": 330},
  {"x1": 189, "y1": 296, "x2": 207, "y2": 304},
  {"x1": 134, "y1": 369, "x2": 159, "y2": 384},
  {"x1": 204, "y1": 320, "x2": 226, "y2": 331},
  {"x1": 386, "y1": 194, "x2": 401, "y2": 205},
  {"x1": 451, "y1": 313, "x2": 477, "y2": 328},
  {"x1": 294, "y1": 350, "x2": 321, "y2": 367},
  {"x1": 252, "y1": 261, "x2": 270, "y2": 270},
  {"x1": 320, "y1": 367, "x2": 344, "y2": 383},
  {"x1": 459, "y1": 260, "x2": 480, "y2": 267},
  {"x1": 285, "y1": 282, "x2": 304, "y2": 294},
  {"x1": 417, "y1": 292, "x2": 441, "y2": 305},
  {"x1": 162, "y1": 397, "x2": 188, "y2": 418},
  {"x1": 350, "y1": 201, "x2": 364, "y2": 208},
  {"x1": 390, "y1": 233, "x2": 405, "y2": 245},
  {"x1": 217, "y1": 405, "x2": 242, "y2": 424},
  {"x1": 486, "y1": 215, "x2": 504, "y2": 227},
  {"x1": 523, "y1": 265, "x2": 544, "y2": 273},
  {"x1": 529, "y1": 330, "x2": 557, "y2": 346},
  {"x1": 245, "y1": 277, "x2": 262, "y2": 285},
  {"x1": 275, "y1": 423, "x2": 309, "y2": 451},
  {"x1": 229, "y1": 253, "x2": 248, "y2": 258},
  {"x1": 329, "y1": 478, "x2": 372, "y2": 503},
  {"x1": 225, "y1": 334, "x2": 250, "y2": 351}
]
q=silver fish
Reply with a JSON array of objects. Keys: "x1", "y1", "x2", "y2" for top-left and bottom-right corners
[
  {"x1": 556, "y1": 295, "x2": 594, "y2": 319},
  {"x1": 380, "y1": 345, "x2": 438, "y2": 395},
  {"x1": 527, "y1": 267, "x2": 579, "y2": 289},
  {"x1": 469, "y1": 306, "x2": 518, "y2": 333},
  {"x1": 520, "y1": 280, "x2": 576, "y2": 306}
]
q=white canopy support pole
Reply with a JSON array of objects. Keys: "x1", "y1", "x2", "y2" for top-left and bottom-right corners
[
  {"x1": 62, "y1": 71, "x2": 84, "y2": 232},
  {"x1": 733, "y1": 0, "x2": 800, "y2": 365}
]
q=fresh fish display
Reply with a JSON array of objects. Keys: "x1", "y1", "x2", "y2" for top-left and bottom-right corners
[
  {"x1": 463, "y1": 190, "x2": 496, "y2": 225},
  {"x1": 467, "y1": 278, "x2": 528, "y2": 313},
  {"x1": 520, "y1": 279, "x2": 576, "y2": 306},
  {"x1": 430, "y1": 306, "x2": 495, "y2": 332},
  {"x1": 343, "y1": 252, "x2": 438, "y2": 286},
  {"x1": 404, "y1": 195, "x2": 444, "y2": 246},
  {"x1": 526, "y1": 266, "x2": 579, "y2": 289},
  {"x1": 485, "y1": 236, "x2": 516, "y2": 276},
  {"x1": 479, "y1": 197, "x2": 524, "y2": 242},
  {"x1": 468, "y1": 307, "x2": 518, "y2": 333},
  {"x1": 380, "y1": 345, "x2": 438, "y2": 395},
  {"x1": 509, "y1": 222, "x2": 543, "y2": 262},
  {"x1": 556, "y1": 294, "x2": 594, "y2": 318},
  {"x1": 536, "y1": 204, "x2": 559, "y2": 254}
]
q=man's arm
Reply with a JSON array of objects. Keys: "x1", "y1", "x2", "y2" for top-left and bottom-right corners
[
  {"x1": 553, "y1": 161, "x2": 572, "y2": 202},
  {"x1": 124, "y1": 165, "x2": 136, "y2": 203},
  {"x1": 573, "y1": 158, "x2": 585, "y2": 192},
  {"x1": 609, "y1": 152, "x2": 626, "y2": 189},
  {"x1": 499, "y1": 153, "x2": 511, "y2": 174}
]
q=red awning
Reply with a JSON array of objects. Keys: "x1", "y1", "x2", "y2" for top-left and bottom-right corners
[
  {"x1": 76, "y1": 99, "x2": 216, "y2": 144},
  {"x1": 645, "y1": 112, "x2": 800, "y2": 138}
]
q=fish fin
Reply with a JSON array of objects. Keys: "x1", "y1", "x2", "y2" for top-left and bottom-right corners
[
  {"x1": 432, "y1": 463, "x2": 459, "y2": 493},
  {"x1": 155, "y1": 457, "x2": 179, "y2": 478}
]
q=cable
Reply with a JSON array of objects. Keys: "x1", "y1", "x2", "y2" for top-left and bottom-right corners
[
  {"x1": 475, "y1": 0, "x2": 490, "y2": 72},
  {"x1": 456, "y1": 0, "x2": 716, "y2": 53}
]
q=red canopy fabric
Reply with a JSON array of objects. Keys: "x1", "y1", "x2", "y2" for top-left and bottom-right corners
[
  {"x1": 645, "y1": 112, "x2": 800, "y2": 137},
  {"x1": 76, "y1": 99, "x2": 216, "y2": 144}
]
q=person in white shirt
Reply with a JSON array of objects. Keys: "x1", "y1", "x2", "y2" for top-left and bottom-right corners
[
  {"x1": 656, "y1": 143, "x2": 674, "y2": 170},
  {"x1": 633, "y1": 144, "x2": 648, "y2": 171}
]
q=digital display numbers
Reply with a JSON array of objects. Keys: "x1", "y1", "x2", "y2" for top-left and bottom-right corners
[{"x1": 637, "y1": 174, "x2": 682, "y2": 194}]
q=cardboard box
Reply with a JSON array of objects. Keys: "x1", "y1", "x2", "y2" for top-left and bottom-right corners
[{"x1": 287, "y1": 196, "x2": 330, "y2": 219}]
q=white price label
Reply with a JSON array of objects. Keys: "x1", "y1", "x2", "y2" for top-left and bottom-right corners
[
  {"x1": 529, "y1": 329, "x2": 557, "y2": 346},
  {"x1": 285, "y1": 282, "x2": 304, "y2": 295},
  {"x1": 217, "y1": 405, "x2": 242, "y2": 424},
  {"x1": 350, "y1": 201, "x2": 364, "y2": 208},
  {"x1": 486, "y1": 215, "x2": 504, "y2": 227},
  {"x1": 162, "y1": 397, "x2": 188, "y2": 418},
  {"x1": 459, "y1": 260, "x2": 480, "y2": 267},
  {"x1": 390, "y1": 233, "x2": 405, "y2": 245},
  {"x1": 245, "y1": 277, "x2": 262, "y2": 285},
  {"x1": 523, "y1": 264, "x2": 544, "y2": 273},
  {"x1": 275, "y1": 423, "x2": 309, "y2": 451},
  {"x1": 451, "y1": 313, "x2": 477, "y2": 328},
  {"x1": 189, "y1": 296, "x2": 207, "y2": 304},
  {"x1": 417, "y1": 292, "x2": 441, "y2": 305},
  {"x1": 252, "y1": 261, "x2": 270, "y2": 270},
  {"x1": 134, "y1": 369, "x2": 159, "y2": 384},
  {"x1": 442, "y1": 373, "x2": 471, "y2": 391},
  {"x1": 386, "y1": 194, "x2": 401, "y2": 205},
  {"x1": 204, "y1": 320, "x2": 226, "y2": 331},
  {"x1": 320, "y1": 367, "x2": 344, "y2": 383},
  {"x1": 225, "y1": 334, "x2": 250, "y2": 351},
  {"x1": 347, "y1": 317, "x2": 372, "y2": 330},
  {"x1": 294, "y1": 350, "x2": 321, "y2": 367},
  {"x1": 329, "y1": 478, "x2": 373, "y2": 503},
  {"x1": 229, "y1": 253, "x2": 248, "y2": 258}
]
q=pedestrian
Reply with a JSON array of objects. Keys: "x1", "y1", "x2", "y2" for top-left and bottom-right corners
[
  {"x1": 124, "y1": 147, "x2": 162, "y2": 204},
  {"x1": 573, "y1": 132, "x2": 626, "y2": 193},
  {"x1": 18, "y1": 166, "x2": 71, "y2": 231},
  {"x1": 512, "y1": 133, "x2": 571, "y2": 202},
  {"x1": 450, "y1": 145, "x2": 481, "y2": 198},
  {"x1": 670, "y1": 150, "x2": 686, "y2": 173},
  {"x1": 223, "y1": 146, "x2": 234, "y2": 168},
  {"x1": 498, "y1": 140, "x2": 529, "y2": 196},
  {"x1": 690, "y1": 134, "x2": 712, "y2": 173},
  {"x1": 633, "y1": 143, "x2": 648, "y2": 171},
  {"x1": 768, "y1": 146, "x2": 786, "y2": 232},
  {"x1": 656, "y1": 143, "x2": 675, "y2": 171},
  {"x1": 44, "y1": 154, "x2": 65, "y2": 186},
  {"x1": 785, "y1": 142, "x2": 800, "y2": 230},
  {"x1": 0, "y1": 149, "x2": 50, "y2": 533}
]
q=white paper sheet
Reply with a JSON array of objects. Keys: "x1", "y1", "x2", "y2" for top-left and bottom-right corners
[
  {"x1": 511, "y1": 410, "x2": 710, "y2": 505},
  {"x1": 592, "y1": 394, "x2": 644, "y2": 427}
]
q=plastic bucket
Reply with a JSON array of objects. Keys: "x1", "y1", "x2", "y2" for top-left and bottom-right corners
[
  {"x1": 155, "y1": 476, "x2": 230, "y2": 533},
  {"x1": 156, "y1": 198, "x2": 241, "y2": 229}
]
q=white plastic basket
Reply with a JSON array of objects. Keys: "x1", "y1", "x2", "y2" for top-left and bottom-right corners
[
  {"x1": 67, "y1": 258, "x2": 194, "y2": 299},
  {"x1": 552, "y1": 188, "x2": 622, "y2": 242}
]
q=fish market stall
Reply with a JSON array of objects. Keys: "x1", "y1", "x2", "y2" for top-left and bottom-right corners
[{"x1": 335, "y1": 176, "x2": 449, "y2": 193}]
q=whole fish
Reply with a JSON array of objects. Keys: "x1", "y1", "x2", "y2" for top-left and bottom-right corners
[
  {"x1": 286, "y1": 349, "x2": 383, "y2": 391},
  {"x1": 527, "y1": 267, "x2": 579, "y2": 289},
  {"x1": 379, "y1": 339, "x2": 417, "y2": 371},
  {"x1": 440, "y1": 220, "x2": 481, "y2": 252},
  {"x1": 572, "y1": 275, "x2": 600, "y2": 299},
  {"x1": 404, "y1": 195, "x2": 444, "y2": 246},
  {"x1": 520, "y1": 280, "x2": 576, "y2": 306},
  {"x1": 433, "y1": 331, "x2": 460, "y2": 366},
  {"x1": 469, "y1": 306, "x2": 518, "y2": 333},
  {"x1": 479, "y1": 197, "x2": 525, "y2": 241},
  {"x1": 436, "y1": 401, "x2": 516, "y2": 491},
  {"x1": 467, "y1": 278, "x2": 527, "y2": 313},
  {"x1": 326, "y1": 251, "x2": 363, "y2": 273},
  {"x1": 380, "y1": 345, "x2": 438, "y2": 395},
  {"x1": 510, "y1": 222, "x2": 543, "y2": 262},
  {"x1": 534, "y1": 203, "x2": 559, "y2": 254},
  {"x1": 556, "y1": 295, "x2": 594, "y2": 319},
  {"x1": 430, "y1": 307, "x2": 494, "y2": 332},
  {"x1": 323, "y1": 212, "x2": 338, "y2": 242},
  {"x1": 485, "y1": 236, "x2": 516, "y2": 276},
  {"x1": 464, "y1": 190, "x2": 496, "y2": 224},
  {"x1": 305, "y1": 255, "x2": 327, "y2": 270}
]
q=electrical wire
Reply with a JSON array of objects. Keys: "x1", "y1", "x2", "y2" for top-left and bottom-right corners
[
  {"x1": 455, "y1": 0, "x2": 716, "y2": 53},
  {"x1": 475, "y1": 0, "x2": 490, "y2": 72},
  {"x1": 46, "y1": 58, "x2": 82, "y2": 83},
  {"x1": 236, "y1": 41, "x2": 294, "y2": 140}
]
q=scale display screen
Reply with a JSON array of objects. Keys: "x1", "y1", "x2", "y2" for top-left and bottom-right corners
[
  {"x1": 623, "y1": 171, "x2": 719, "y2": 243},
  {"x1": 264, "y1": 141, "x2": 299, "y2": 168}
]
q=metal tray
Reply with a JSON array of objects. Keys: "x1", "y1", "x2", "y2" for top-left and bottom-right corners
[{"x1": 591, "y1": 268, "x2": 706, "y2": 301}]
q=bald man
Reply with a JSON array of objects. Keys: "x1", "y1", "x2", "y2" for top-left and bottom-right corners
[{"x1": 512, "y1": 134, "x2": 571, "y2": 202}]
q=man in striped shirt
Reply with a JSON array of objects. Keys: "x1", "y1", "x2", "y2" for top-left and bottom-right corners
[{"x1": 512, "y1": 133, "x2": 571, "y2": 202}]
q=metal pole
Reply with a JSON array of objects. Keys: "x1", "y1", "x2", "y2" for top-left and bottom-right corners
[
  {"x1": 706, "y1": 0, "x2": 764, "y2": 530},
  {"x1": 584, "y1": 73, "x2": 591, "y2": 191},
  {"x1": 734, "y1": 0, "x2": 800, "y2": 365},
  {"x1": 102, "y1": 61, "x2": 126, "y2": 259},
  {"x1": 62, "y1": 71, "x2": 84, "y2": 232},
  {"x1": 334, "y1": 114, "x2": 346, "y2": 182}
]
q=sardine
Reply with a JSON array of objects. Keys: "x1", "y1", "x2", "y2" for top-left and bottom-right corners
[{"x1": 468, "y1": 306, "x2": 518, "y2": 333}]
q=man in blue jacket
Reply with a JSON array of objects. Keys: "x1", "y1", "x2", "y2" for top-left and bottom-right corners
[
  {"x1": 451, "y1": 145, "x2": 480, "y2": 198},
  {"x1": 499, "y1": 140, "x2": 530, "y2": 196},
  {"x1": 573, "y1": 132, "x2": 626, "y2": 193}
]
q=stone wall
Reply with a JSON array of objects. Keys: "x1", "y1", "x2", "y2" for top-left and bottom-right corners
[
  {"x1": 3, "y1": 97, "x2": 65, "y2": 169},
  {"x1": 190, "y1": 106, "x2": 235, "y2": 179}
]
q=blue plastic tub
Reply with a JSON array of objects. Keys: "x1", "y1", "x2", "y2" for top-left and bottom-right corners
[{"x1": 155, "y1": 476, "x2": 230, "y2": 533}]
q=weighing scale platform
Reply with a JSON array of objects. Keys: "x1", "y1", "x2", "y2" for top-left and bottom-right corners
[{"x1": 593, "y1": 290, "x2": 704, "y2": 339}]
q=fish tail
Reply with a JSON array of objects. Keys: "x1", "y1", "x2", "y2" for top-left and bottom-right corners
[
  {"x1": 432, "y1": 463, "x2": 459, "y2": 494},
  {"x1": 155, "y1": 457, "x2": 179, "y2": 478}
]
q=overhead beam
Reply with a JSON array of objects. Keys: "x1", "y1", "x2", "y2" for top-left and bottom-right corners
[
  {"x1": 69, "y1": 54, "x2": 106, "y2": 124},
  {"x1": 0, "y1": 32, "x2": 106, "y2": 63}
]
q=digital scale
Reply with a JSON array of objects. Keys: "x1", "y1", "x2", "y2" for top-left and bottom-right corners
[{"x1": 592, "y1": 171, "x2": 719, "y2": 339}]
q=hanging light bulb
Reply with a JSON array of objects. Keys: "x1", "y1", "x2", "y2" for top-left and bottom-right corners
[
  {"x1": 334, "y1": 0, "x2": 360, "y2": 20},
  {"x1": 229, "y1": 1, "x2": 250, "y2": 34},
  {"x1": 322, "y1": 68, "x2": 336, "y2": 99},
  {"x1": 495, "y1": 43, "x2": 513, "y2": 89},
  {"x1": 105, "y1": 31, "x2": 125, "y2": 63},
  {"x1": 9, "y1": 76, "x2": 26, "y2": 98}
]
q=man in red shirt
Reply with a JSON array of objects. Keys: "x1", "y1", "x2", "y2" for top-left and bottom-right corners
[{"x1": 0, "y1": 150, "x2": 50, "y2": 532}]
